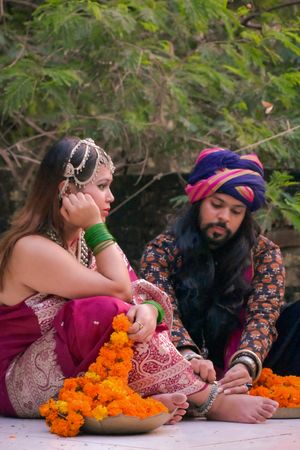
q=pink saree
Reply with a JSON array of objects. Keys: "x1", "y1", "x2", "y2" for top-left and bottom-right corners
[{"x1": 0, "y1": 252, "x2": 205, "y2": 418}]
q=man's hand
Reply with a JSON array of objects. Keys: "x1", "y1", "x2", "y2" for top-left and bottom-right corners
[
  {"x1": 189, "y1": 358, "x2": 216, "y2": 383},
  {"x1": 218, "y1": 363, "x2": 252, "y2": 394}
]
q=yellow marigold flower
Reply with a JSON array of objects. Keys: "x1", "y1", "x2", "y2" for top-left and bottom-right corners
[
  {"x1": 85, "y1": 371, "x2": 100, "y2": 381},
  {"x1": 91, "y1": 405, "x2": 108, "y2": 421},
  {"x1": 56, "y1": 400, "x2": 68, "y2": 415},
  {"x1": 110, "y1": 330, "x2": 129, "y2": 347}
]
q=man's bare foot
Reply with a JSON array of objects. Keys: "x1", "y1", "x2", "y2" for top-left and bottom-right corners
[
  {"x1": 207, "y1": 393, "x2": 278, "y2": 423},
  {"x1": 152, "y1": 393, "x2": 189, "y2": 425}
]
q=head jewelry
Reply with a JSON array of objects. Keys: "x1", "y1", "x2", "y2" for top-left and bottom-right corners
[{"x1": 59, "y1": 138, "x2": 115, "y2": 198}]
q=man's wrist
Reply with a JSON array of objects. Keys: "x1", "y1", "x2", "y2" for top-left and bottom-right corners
[
  {"x1": 229, "y1": 350, "x2": 262, "y2": 381},
  {"x1": 183, "y1": 351, "x2": 204, "y2": 362}
]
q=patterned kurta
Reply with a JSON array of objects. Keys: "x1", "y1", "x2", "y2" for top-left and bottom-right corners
[{"x1": 140, "y1": 233, "x2": 285, "y2": 364}]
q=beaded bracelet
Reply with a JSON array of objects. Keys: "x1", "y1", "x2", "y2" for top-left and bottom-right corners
[
  {"x1": 84, "y1": 223, "x2": 115, "y2": 251},
  {"x1": 143, "y1": 300, "x2": 165, "y2": 324}
]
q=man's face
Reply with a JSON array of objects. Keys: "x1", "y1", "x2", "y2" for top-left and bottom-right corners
[{"x1": 198, "y1": 193, "x2": 247, "y2": 248}]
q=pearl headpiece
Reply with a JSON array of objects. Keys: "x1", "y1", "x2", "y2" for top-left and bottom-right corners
[{"x1": 59, "y1": 138, "x2": 115, "y2": 198}]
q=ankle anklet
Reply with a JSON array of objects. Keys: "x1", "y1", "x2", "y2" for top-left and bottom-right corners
[{"x1": 194, "y1": 382, "x2": 219, "y2": 417}]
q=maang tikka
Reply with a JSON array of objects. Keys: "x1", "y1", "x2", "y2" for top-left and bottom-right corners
[{"x1": 59, "y1": 138, "x2": 115, "y2": 198}]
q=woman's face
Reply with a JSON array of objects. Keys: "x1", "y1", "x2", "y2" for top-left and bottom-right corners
[
  {"x1": 198, "y1": 192, "x2": 247, "y2": 247},
  {"x1": 82, "y1": 165, "x2": 114, "y2": 222}
]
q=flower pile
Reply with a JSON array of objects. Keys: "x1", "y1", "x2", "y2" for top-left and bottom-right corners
[
  {"x1": 250, "y1": 368, "x2": 300, "y2": 407},
  {"x1": 40, "y1": 314, "x2": 167, "y2": 437}
]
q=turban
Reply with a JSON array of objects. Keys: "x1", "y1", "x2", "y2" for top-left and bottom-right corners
[{"x1": 185, "y1": 148, "x2": 266, "y2": 211}]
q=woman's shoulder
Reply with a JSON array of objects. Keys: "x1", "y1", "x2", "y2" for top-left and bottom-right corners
[{"x1": 13, "y1": 234, "x2": 63, "y2": 261}]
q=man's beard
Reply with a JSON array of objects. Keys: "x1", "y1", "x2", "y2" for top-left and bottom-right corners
[{"x1": 201, "y1": 222, "x2": 232, "y2": 248}]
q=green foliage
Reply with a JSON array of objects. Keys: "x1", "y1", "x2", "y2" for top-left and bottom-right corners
[
  {"x1": 256, "y1": 172, "x2": 300, "y2": 233},
  {"x1": 0, "y1": 0, "x2": 300, "y2": 231}
]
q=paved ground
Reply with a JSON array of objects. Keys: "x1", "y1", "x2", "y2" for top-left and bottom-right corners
[{"x1": 1, "y1": 416, "x2": 300, "y2": 450}]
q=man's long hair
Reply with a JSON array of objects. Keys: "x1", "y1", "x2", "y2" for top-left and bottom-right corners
[{"x1": 169, "y1": 202, "x2": 260, "y2": 367}]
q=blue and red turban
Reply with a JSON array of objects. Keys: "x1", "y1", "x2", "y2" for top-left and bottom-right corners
[{"x1": 185, "y1": 148, "x2": 266, "y2": 211}]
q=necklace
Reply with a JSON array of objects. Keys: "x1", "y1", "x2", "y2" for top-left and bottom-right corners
[{"x1": 46, "y1": 229, "x2": 90, "y2": 268}]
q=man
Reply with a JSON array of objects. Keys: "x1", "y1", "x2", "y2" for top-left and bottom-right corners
[{"x1": 141, "y1": 147, "x2": 298, "y2": 394}]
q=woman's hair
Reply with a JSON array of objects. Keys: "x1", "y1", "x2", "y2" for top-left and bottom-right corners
[
  {"x1": 0, "y1": 136, "x2": 104, "y2": 290},
  {"x1": 169, "y1": 202, "x2": 260, "y2": 367}
]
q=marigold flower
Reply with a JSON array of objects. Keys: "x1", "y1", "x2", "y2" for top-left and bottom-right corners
[
  {"x1": 112, "y1": 314, "x2": 131, "y2": 332},
  {"x1": 91, "y1": 405, "x2": 108, "y2": 421},
  {"x1": 40, "y1": 313, "x2": 167, "y2": 437},
  {"x1": 250, "y1": 368, "x2": 300, "y2": 408}
]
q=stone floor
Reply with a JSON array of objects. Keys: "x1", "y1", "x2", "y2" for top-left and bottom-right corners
[{"x1": 1, "y1": 416, "x2": 300, "y2": 450}]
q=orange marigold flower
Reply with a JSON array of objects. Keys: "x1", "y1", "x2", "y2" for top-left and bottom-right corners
[
  {"x1": 40, "y1": 313, "x2": 167, "y2": 438},
  {"x1": 250, "y1": 368, "x2": 300, "y2": 408},
  {"x1": 112, "y1": 314, "x2": 131, "y2": 332}
]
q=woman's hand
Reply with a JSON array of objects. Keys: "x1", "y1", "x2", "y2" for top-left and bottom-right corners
[
  {"x1": 60, "y1": 193, "x2": 102, "y2": 229},
  {"x1": 126, "y1": 303, "x2": 158, "y2": 342},
  {"x1": 218, "y1": 363, "x2": 253, "y2": 394},
  {"x1": 188, "y1": 358, "x2": 216, "y2": 383}
]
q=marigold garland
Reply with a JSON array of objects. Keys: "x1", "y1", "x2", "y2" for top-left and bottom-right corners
[
  {"x1": 40, "y1": 314, "x2": 167, "y2": 437},
  {"x1": 250, "y1": 368, "x2": 300, "y2": 408}
]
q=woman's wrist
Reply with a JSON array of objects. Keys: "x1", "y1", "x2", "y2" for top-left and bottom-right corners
[
  {"x1": 84, "y1": 223, "x2": 115, "y2": 255},
  {"x1": 83, "y1": 219, "x2": 103, "y2": 230},
  {"x1": 143, "y1": 300, "x2": 165, "y2": 324}
]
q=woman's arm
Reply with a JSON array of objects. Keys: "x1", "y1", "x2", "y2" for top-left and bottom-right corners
[
  {"x1": 13, "y1": 235, "x2": 131, "y2": 301},
  {"x1": 11, "y1": 192, "x2": 131, "y2": 302}
]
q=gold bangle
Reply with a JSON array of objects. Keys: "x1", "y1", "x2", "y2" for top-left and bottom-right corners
[{"x1": 93, "y1": 240, "x2": 115, "y2": 256}]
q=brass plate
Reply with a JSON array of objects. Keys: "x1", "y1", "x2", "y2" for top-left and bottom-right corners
[
  {"x1": 83, "y1": 412, "x2": 173, "y2": 435},
  {"x1": 272, "y1": 407, "x2": 300, "y2": 419}
]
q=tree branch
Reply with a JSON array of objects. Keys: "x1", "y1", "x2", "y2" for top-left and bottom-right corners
[
  {"x1": 110, "y1": 172, "x2": 171, "y2": 215},
  {"x1": 236, "y1": 123, "x2": 300, "y2": 153},
  {"x1": 5, "y1": 0, "x2": 38, "y2": 9},
  {"x1": 241, "y1": 1, "x2": 300, "y2": 27}
]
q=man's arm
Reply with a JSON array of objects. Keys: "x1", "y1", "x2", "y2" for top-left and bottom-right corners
[
  {"x1": 231, "y1": 235, "x2": 285, "y2": 373},
  {"x1": 140, "y1": 233, "x2": 199, "y2": 352}
]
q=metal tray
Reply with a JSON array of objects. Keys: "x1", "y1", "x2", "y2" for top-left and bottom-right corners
[
  {"x1": 83, "y1": 412, "x2": 172, "y2": 434},
  {"x1": 272, "y1": 407, "x2": 300, "y2": 419}
]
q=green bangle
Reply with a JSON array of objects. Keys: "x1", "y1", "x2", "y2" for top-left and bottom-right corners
[
  {"x1": 93, "y1": 240, "x2": 115, "y2": 256},
  {"x1": 143, "y1": 300, "x2": 165, "y2": 324},
  {"x1": 84, "y1": 223, "x2": 115, "y2": 250}
]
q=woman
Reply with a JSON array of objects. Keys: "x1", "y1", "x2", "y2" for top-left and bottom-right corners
[{"x1": 0, "y1": 137, "x2": 278, "y2": 423}]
